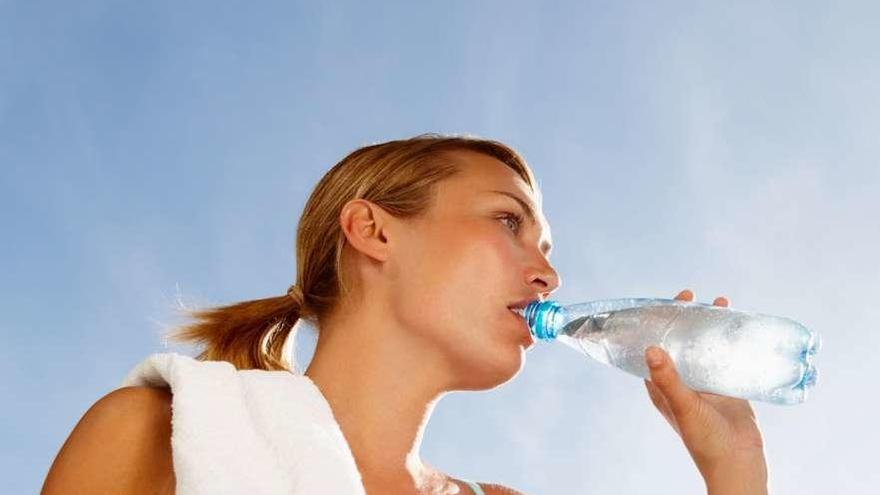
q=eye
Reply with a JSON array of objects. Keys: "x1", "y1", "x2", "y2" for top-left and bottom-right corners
[{"x1": 498, "y1": 212, "x2": 524, "y2": 234}]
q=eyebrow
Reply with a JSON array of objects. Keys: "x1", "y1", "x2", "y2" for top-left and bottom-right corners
[{"x1": 487, "y1": 190, "x2": 553, "y2": 255}]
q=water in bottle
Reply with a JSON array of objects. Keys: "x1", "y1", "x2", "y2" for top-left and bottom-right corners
[{"x1": 518, "y1": 298, "x2": 821, "y2": 405}]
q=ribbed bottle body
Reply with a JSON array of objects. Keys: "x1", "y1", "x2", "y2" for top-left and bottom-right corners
[{"x1": 523, "y1": 299, "x2": 821, "y2": 405}]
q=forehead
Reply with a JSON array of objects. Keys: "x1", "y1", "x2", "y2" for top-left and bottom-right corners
[
  {"x1": 440, "y1": 150, "x2": 537, "y2": 199},
  {"x1": 438, "y1": 150, "x2": 553, "y2": 252}
]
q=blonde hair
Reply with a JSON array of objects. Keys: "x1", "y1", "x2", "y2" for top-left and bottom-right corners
[{"x1": 165, "y1": 133, "x2": 537, "y2": 370}]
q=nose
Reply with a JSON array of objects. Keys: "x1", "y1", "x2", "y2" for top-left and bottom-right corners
[{"x1": 526, "y1": 257, "x2": 561, "y2": 301}]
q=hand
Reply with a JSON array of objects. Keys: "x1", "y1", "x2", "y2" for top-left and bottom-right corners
[{"x1": 643, "y1": 289, "x2": 769, "y2": 495}]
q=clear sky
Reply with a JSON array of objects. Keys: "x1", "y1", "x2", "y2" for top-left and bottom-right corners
[{"x1": 3, "y1": 1, "x2": 877, "y2": 493}]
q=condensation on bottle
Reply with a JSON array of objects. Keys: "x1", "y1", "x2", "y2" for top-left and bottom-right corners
[{"x1": 519, "y1": 298, "x2": 821, "y2": 405}]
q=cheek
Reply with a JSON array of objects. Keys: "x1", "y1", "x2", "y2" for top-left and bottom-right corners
[
  {"x1": 391, "y1": 222, "x2": 522, "y2": 343},
  {"x1": 389, "y1": 229, "x2": 527, "y2": 386},
  {"x1": 387, "y1": 229, "x2": 468, "y2": 334},
  {"x1": 396, "y1": 222, "x2": 504, "y2": 295},
  {"x1": 430, "y1": 228, "x2": 515, "y2": 306}
]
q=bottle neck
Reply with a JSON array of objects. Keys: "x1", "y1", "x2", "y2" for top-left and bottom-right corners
[{"x1": 523, "y1": 300, "x2": 566, "y2": 340}]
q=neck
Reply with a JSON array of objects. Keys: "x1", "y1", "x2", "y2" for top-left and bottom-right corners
[{"x1": 302, "y1": 304, "x2": 456, "y2": 492}]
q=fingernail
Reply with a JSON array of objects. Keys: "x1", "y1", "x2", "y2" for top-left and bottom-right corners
[{"x1": 646, "y1": 347, "x2": 664, "y2": 368}]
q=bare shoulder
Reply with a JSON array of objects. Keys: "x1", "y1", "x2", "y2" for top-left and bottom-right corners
[
  {"x1": 90, "y1": 385, "x2": 173, "y2": 417},
  {"x1": 42, "y1": 386, "x2": 175, "y2": 495}
]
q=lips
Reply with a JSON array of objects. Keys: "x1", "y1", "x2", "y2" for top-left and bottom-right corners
[{"x1": 507, "y1": 306, "x2": 535, "y2": 347}]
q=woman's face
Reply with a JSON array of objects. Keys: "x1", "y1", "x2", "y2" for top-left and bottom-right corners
[{"x1": 388, "y1": 150, "x2": 561, "y2": 390}]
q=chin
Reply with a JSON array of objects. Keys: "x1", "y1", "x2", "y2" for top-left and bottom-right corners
[{"x1": 457, "y1": 348, "x2": 525, "y2": 391}]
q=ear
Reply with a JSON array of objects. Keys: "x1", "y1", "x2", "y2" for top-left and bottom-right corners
[{"x1": 338, "y1": 199, "x2": 391, "y2": 262}]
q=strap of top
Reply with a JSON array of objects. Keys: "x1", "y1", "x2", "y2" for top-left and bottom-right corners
[{"x1": 462, "y1": 480, "x2": 486, "y2": 495}]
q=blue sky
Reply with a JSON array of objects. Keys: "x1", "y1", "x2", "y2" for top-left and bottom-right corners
[{"x1": 3, "y1": 1, "x2": 878, "y2": 493}]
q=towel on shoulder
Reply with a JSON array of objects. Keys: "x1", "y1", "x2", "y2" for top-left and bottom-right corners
[{"x1": 120, "y1": 351, "x2": 366, "y2": 495}]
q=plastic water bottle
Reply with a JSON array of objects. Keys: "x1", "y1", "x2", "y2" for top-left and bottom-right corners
[{"x1": 517, "y1": 298, "x2": 821, "y2": 405}]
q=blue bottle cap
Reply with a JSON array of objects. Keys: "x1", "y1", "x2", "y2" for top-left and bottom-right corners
[{"x1": 523, "y1": 300, "x2": 565, "y2": 340}]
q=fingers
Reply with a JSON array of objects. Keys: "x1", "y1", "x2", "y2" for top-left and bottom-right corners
[
  {"x1": 654, "y1": 288, "x2": 728, "y2": 423},
  {"x1": 645, "y1": 346, "x2": 702, "y2": 422},
  {"x1": 675, "y1": 288, "x2": 730, "y2": 308},
  {"x1": 675, "y1": 289, "x2": 694, "y2": 301},
  {"x1": 644, "y1": 379, "x2": 681, "y2": 435}
]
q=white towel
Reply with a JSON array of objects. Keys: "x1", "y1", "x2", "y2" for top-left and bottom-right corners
[{"x1": 119, "y1": 351, "x2": 366, "y2": 495}]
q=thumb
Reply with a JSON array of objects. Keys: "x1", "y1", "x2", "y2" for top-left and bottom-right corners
[{"x1": 645, "y1": 346, "x2": 702, "y2": 421}]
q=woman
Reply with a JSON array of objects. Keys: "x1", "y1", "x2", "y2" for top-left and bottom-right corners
[{"x1": 42, "y1": 134, "x2": 768, "y2": 494}]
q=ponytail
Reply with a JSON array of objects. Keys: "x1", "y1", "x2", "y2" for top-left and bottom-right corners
[{"x1": 164, "y1": 284, "x2": 306, "y2": 371}]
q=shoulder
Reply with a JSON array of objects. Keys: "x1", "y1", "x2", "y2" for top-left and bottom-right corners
[
  {"x1": 42, "y1": 386, "x2": 175, "y2": 494},
  {"x1": 80, "y1": 385, "x2": 174, "y2": 437},
  {"x1": 96, "y1": 384, "x2": 173, "y2": 415}
]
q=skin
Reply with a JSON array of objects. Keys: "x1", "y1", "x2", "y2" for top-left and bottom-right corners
[
  {"x1": 41, "y1": 149, "x2": 768, "y2": 495},
  {"x1": 304, "y1": 150, "x2": 559, "y2": 494},
  {"x1": 645, "y1": 290, "x2": 769, "y2": 495},
  {"x1": 304, "y1": 150, "x2": 768, "y2": 494}
]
